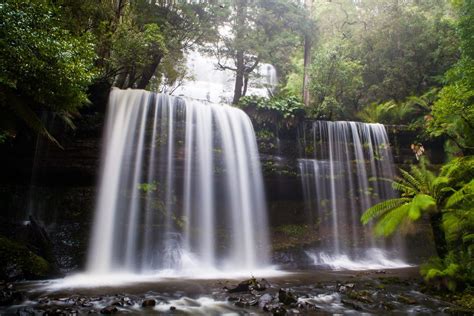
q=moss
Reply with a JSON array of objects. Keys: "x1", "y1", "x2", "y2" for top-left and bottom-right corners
[
  {"x1": 0, "y1": 236, "x2": 50, "y2": 280},
  {"x1": 271, "y1": 224, "x2": 320, "y2": 251}
]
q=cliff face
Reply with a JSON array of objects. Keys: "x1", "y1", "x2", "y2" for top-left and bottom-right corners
[{"x1": 0, "y1": 108, "x2": 443, "y2": 272}]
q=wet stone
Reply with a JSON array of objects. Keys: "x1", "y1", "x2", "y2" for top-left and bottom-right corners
[
  {"x1": 100, "y1": 305, "x2": 118, "y2": 314},
  {"x1": 397, "y1": 295, "x2": 416, "y2": 304},
  {"x1": 341, "y1": 298, "x2": 365, "y2": 311},
  {"x1": 278, "y1": 288, "x2": 297, "y2": 305},
  {"x1": 258, "y1": 293, "x2": 273, "y2": 308},
  {"x1": 142, "y1": 299, "x2": 156, "y2": 307}
]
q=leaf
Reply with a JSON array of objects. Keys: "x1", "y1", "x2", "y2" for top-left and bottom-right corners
[
  {"x1": 410, "y1": 194, "x2": 436, "y2": 219},
  {"x1": 361, "y1": 198, "x2": 410, "y2": 225},
  {"x1": 374, "y1": 204, "x2": 410, "y2": 236}
]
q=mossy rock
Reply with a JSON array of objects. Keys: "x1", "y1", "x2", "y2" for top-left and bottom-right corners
[{"x1": 0, "y1": 236, "x2": 50, "y2": 280}]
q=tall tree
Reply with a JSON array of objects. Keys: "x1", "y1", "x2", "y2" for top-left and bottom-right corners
[
  {"x1": 302, "y1": 0, "x2": 313, "y2": 106},
  {"x1": 213, "y1": 0, "x2": 308, "y2": 104}
]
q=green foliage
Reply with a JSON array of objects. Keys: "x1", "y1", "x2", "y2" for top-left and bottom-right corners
[
  {"x1": 356, "y1": 89, "x2": 437, "y2": 125},
  {"x1": 421, "y1": 251, "x2": 473, "y2": 291},
  {"x1": 110, "y1": 22, "x2": 167, "y2": 86},
  {"x1": 428, "y1": 0, "x2": 474, "y2": 155},
  {"x1": 238, "y1": 94, "x2": 304, "y2": 128},
  {"x1": 0, "y1": 236, "x2": 50, "y2": 280},
  {"x1": 0, "y1": 0, "x2": 96, "y2": 143},
  {"x1": 138, "y1": 182, "x2": 158, "y2": 193},
  {"x1": 363, "y1": 156, "x2": 474, "y2": 291},
  {"x1": 211, "y1": 0, "x2": 308, "y2": 103},
  {"x1": 361, "y1": 160, "x2": 447, "y2": 237},
  {"x1": 308, "y1": 41, "x2": 363, "y2": 120},
  {"x1": 288, "y1": 0, "x2": 457, "y2": 121}
]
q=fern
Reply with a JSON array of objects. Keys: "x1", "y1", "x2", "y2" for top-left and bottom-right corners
[
  {"x1": 374, "y1": 204, "x2": 410, "y2": 236},
  {"x1": 446, "y1": 179, "x2": 474, "y2": 208},
  {"x1": 398, "y1": 168, "x2": 423, "y2": 191},
  {"x1": 361, "y1": 198, "x2": 410, "y2": 224},
  {"x1": 391, "y1": 181, "x2": 417, "y2": 195}
]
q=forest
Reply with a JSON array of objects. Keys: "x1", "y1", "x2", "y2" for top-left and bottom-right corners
[{"x1": 0, "y1": 0, "x2": 473, "y2": 314}]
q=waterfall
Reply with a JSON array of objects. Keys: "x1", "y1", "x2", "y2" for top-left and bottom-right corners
[
  {"x1": 299, "y1": 121, "x2": 408, "y2": 268},
  {"x1": 170, "y1": 50, "x2": 278, "y2": 103},
  {"x1": 87, "y1": 88, "x2": 269, "y2": 274}
]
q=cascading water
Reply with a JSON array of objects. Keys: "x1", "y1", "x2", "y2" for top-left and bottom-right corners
[
  {"x1": 171, "y1": 51, "x2": 278, "y2": 103},
  {"x1": 87, "y1": 88, "x2": 269, "y2": 275},
  {"x1": 299, "y1": 121, "x2": 409, "y2": 269}
]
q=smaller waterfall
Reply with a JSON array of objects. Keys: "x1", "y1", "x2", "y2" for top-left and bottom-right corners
[
  {"x1": 87, "y1": 88, "x2": 270, "y2": 275},
  {"x1": 299, "y1": 121, "x2": 408, "y2": 269},
  {"x1": 171, "y1": 51, "x2": 278, "y2": 103}
]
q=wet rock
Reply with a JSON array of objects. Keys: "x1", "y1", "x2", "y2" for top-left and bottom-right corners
[
  {"x1": 122, "y1": 296, "x2": 134, "y2": 306},
  {"x1": 444, "y1": 306, "x2": 474, "y2": 315},
  {"x1": 170, "y1": 306, "x2": 176, "y2": 311},
  {"x1": 17, "y1": 307, "x2": 36, "y2": 316},
  {"x1": 348, "y1": 290, "x2": 373, "y2": 304},
  {"x1": 100, "y1": 306, "x2": 118, "y2": 314},
  {"x1": 269, "y1": 305, "x2": 287, "y2": 315},
  {"x1": 258, "y1": 293, "x2": 273, "y2": 308},
  {"x1": 278, "y1": 289, "x2": 297, "y2": 305},
  {"x1": 0, "y1": 283, "x2": 24, "y2": 306},
  {"x1": 142, "y1": 299, "x2": 156, "y2": 307},
  {"x1": 341, "y1": 298, "x2": 364, "y2": 311},
  {"x1": 337, "y1": 282, "x2": 355, "y2": 293},
  {"x1": 111, "y1": 301, "x2": 122, "y2": 307},
  {"x1": 380, "y1": 301, "x2": 395, "y2": 310},
  {"x1": 397, "y1": 295, "x2": 416, "y2": 304},
  {"x1": 235, "y1": 301, "x2": 247, "y2": 308},
  {"x1": 227, "y1": 277, "x2": 262, "y2": 293}
]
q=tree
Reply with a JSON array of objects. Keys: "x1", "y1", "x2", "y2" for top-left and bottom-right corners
[
  {"x1": 213, "y1": 0, "x2": 308, "y2": 104},
  {"x1": 428, "y1": 0, "x2": 474, "y2": 156},
  {"x1": 58, "y1": 0, "x2": 225, "y2": 91},
  {"x1": 0, "y1": 0, "x2": 96, "y2": 144},
  {"x1": 309, "y1": 41, "x2": 363, "y2": 120},
  {"x1": 286, "y1": 0, "x2": 458, "y2": 120},
  {"x1": 302, "y1": 0, "x2": 314, "y2": 106}
]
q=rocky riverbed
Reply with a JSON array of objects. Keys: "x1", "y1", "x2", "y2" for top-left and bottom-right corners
[{"x1": 1, "y1": 267, "x2": 472, "y2": 315}]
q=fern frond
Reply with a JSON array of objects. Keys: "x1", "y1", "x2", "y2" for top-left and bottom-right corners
[
  {"x1": 409, "y1": 194, "x2": 436, "y2": 220},
  {"x1": 374, "y1": 204, "x2": 410, "y2": 236},
  {"x1": 391, "y1": 181, "x2": 417, "y2": 195},
  {"x1": 446, "y1": 180, "x2": 474, "y2": 208},
  {"x1": 399, "y1": 168, "x2": 423, "y2": 191},
  {"x1": 361, "y1": 198, "x2": 410, "y2": 224}
]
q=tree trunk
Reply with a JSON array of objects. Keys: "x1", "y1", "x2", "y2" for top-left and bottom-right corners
[
  {"x1": 302, "y1": 0, "x2": 313, "y2": 106},
  {"x1": 232, "y1": 50, "x2": 245, "y2": 104},
  {"x1": 136, "y1": 56, "x2": 163, "y2": 90},
  {"x1": 232, "y1": 0, "x2": 247, "y2": 105},
  {"x1": 242, "y1": 73, "x2": 249, "y2": 97},
  {"x1": 429, "y1": 212, "x2": 448, "y2": 259}
]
